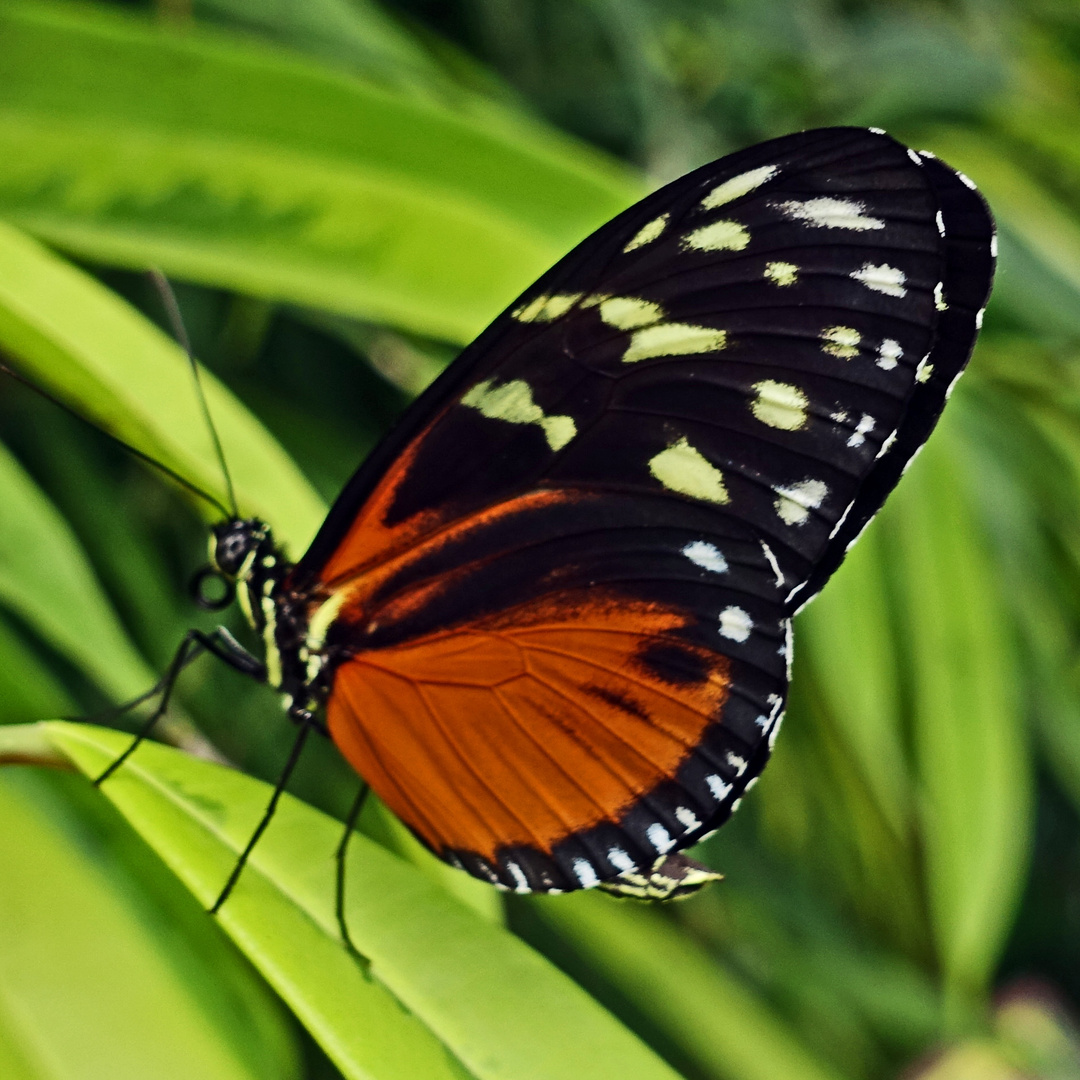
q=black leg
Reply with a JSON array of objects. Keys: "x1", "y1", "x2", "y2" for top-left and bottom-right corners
[
  {"x1": 335, "y1": 781, "x2": 371, "y2": 957},
  {"x1": 94, "y1": 631, "x2": 206, "y2": 785},
  {"x1": 210, "y1": 721, "x2": 313, "y2": 914},
  {"x1": 93, "y1": 627, "x2": 266, "y2": 786}
]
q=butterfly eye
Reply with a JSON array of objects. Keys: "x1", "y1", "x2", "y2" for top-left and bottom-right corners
[{"x1": 190, "y1": 566, "x2": 236, "y2": 611}]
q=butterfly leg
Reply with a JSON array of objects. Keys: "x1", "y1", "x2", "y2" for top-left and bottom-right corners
[
  {"x1": 335, "y1": 781, "x2": 371, "y2": 958},
  {"x1": 210, "y1": 719, "x2": 314, "y2": 915},
  {"x1": 93, "y1": 627, "x2": 266, "y2": 785}
]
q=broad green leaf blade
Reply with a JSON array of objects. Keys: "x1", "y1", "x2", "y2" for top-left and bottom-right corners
[
  {"x1": 0, "y1": 610, "x2": 75, "y2": 723},
  {"x1": 364, "y1": 798, "x2": 505, "y2": 925},
  {"x1": 532, "y1": 894, "x2": 846, "y2": 1080},
  {"x1": 193, "y1": 0, "x2": 470, "y2": 101},
  {"x1": 0, "y1": 1, "x2": 642, "y2": 344},
  {"x1": 41, "y1": 721, "x2": 683, "y2": 1080},
  {"x1": 0, "y1": 221, "x2": 325, "y2": 550},
  {"x1": 0, "y1": 770, "x2": 300, "y2": 1080},
  {"x1": 797, "y1": 518, "x2": 911, "y2": 837},
  {"x1": 885, "y1": 420, "x2": 1032, "y2": 1013},
  {"x1": 0, "y1": 1010, "x2": 38, "y2": 1080},
  {"x1": 0, "y1": 438, "x2": 156, "y2": 701}
]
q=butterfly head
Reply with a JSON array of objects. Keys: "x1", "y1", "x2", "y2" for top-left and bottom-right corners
[
  {"x1": 209, "y1": 519, "x2": 273, "y2": 580},
  {"x1": 190, "y1": 519, "x2": 279, "y2": 613}
]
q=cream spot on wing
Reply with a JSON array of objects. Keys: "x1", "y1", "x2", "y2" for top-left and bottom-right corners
[
  {"x1": 719, "y1": 606, "x2": 753, "y2": 642},
  {"x1": 608, "y1": 847, "x2": 636, "y2": 872},
  {"x1": 821, "y1": 325, "x2": 862, "y2": 359},
  {"x1": 907, "y1": 147, "x2": 922, "y2": 165},
  {"x1": 682, "y1": 540, "x2": 728, "y2": 573},
  {"x1": 877, "y1": 338, "x2": 902, "y2": 370},
  {"x1": 505, "y1": 861, "x2": 529, "y2": 893},
  {"x1": 647, "y1": 823, "x2": 674, "y2": 853},
  {"x1": 649, "y1": 437, "x2": 730, "y2": 504},
  {"x1": 935, "y1": 210, "x2": 946, "y2": 237},
  {"x1": 750, "y1": 380, "x2": 809, "y2": 431},
  {"x1": 682, "y1": 220, "x2": 750, "y2": 252},
  {"x1": 768, "y1": 703, "x2": 785, "y2": 747},
  {"x1": 461, "y1": 378, "x2": 576, "y2": 450},
  {"x1": 975, "y1": 308, "x2": 984, "y2": 330},
  {"x1": 706, "y1": 775, "x2": 732, "y2": 801},
  {"x1": 851, "y1": 262, "x2": 907, "y2": 297},
  {"x1": 623, "y1": 213, "x2": 670, "y2": 252},
  {"x1": 778, "y1": 197, "x2": 885, "y2": 230},
  {"x1": 915, "y1": 357, "x2": 934, "y2": 383},
  {"x1": 623, "y1": 323, "x2": 727, "y2": 363},
  {"x1": 764, "y1": 261, "x2": 798, "y2": 286},
  {"x1": 573, "y1": 859, "x2": 600, "y2": 888},
  {"x1": 876, "y1": 430, "x2": 898, "y2": 459},
  {"x1": 760, "y1": 540, "x2": 783, "y2": 585},
  {"x1": 934, "y1": 282, "x2": 948, "y2": 311},
  {"x1": 957, "y1": 171, "x2": 977, "y2": 190},
  {"x1": 674, "y1": 806, "x2": 701, "y2": 830},
  {"x1": 847, "y1": 413, "x2": 875, "y2": 448},
  {"x1": 599, "y1": 296, "x2": 665, "y2": 330},
  {"x1": 774, "y1": 478, "x2": 828, "y2": 525},
  {"x1": 701, "y1": 165, "x2": 779, "y2": 209},
  {"x1": 512, "y1": 292, "x2": 583, "y2": 322}
]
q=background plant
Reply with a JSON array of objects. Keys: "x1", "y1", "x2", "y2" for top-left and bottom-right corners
[{"x1": 1, "y1": 1, "x2": 1079, "y2": 1078}]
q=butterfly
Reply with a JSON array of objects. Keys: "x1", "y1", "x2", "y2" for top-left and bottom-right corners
[{"x1": 113, "y1": 126, "x2": 996, "y2": 905}]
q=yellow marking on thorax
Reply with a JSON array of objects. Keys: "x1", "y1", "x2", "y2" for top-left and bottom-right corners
[
  {"x1": 649, "y1": 438, "x2": 730, "y2": 504},
  {"x1": 235, "y1": 548, "x2": 260, "y2": 628},
  {"x1": 261, "y1": 589, "x2": 282, "y2": 689},
  {"x1": 461, "y1": 379, "x2": 576, "y2": 450},
  {"x1": 307, "y1": 586, "x2": 353, "y2": 651}
]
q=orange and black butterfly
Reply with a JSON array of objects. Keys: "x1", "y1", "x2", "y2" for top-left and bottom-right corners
[{"x1": 111, "y1": 127, "x2": 997, "y2": 906}]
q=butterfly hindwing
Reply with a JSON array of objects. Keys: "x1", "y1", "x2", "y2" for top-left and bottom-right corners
[{"x1": 294, "y1": 127, "x2": 994, "y2": 893}]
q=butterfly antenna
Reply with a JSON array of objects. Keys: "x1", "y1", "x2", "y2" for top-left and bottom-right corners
[
  {"x1": 149, "y1": 270, "x2": 240, "y2": 519},
  {"x1": 0, "y1": 360, "x2": 231, "y2": 518}
]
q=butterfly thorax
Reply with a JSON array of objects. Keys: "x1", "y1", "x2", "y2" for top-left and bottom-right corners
[{"x1": 210, "y1": 519, "x2": 335, "y2": 722}]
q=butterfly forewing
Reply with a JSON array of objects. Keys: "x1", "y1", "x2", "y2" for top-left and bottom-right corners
[{"x1": 294, "y1": 128, "x2": 994, "y2": 894}]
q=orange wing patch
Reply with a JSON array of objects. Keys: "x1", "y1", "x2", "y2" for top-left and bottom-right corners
[{"x1": 326, "y1": 593, "x2": 729, "y2": 860}]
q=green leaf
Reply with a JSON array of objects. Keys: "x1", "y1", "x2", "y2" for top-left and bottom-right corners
[
  {"x1": 32, "y1": 721, "x2": 682, "y2": 1080},
  {"x1": 0, "y1": 1, "x2": 641, "y2": 344},
  {"x1": 0, "y1": 769, "x2": 301, "y2": 1080},
  {"x1": 0, "y1": 438, "x2": 157, "y2": 701},
  {"x1": 0, "y1": 220, "x2": 325, "y2": 550},
  {"x1": 531, "y1": 894, "x2": 847, "y2": 1080},
  {"x1": 884, "y1": 417, "x2": 1032, "y2": 1014},
  {"x1": 797, "y1": 518, "x2": 911, "y2": 837},
  {"x1": 192, "y1": 0, "x2": 452, "y2": 97}
]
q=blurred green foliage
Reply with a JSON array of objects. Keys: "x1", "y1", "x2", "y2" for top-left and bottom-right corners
[{"x1": 1, "y1": 0, "x2": 1079, "y2": 1077}]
